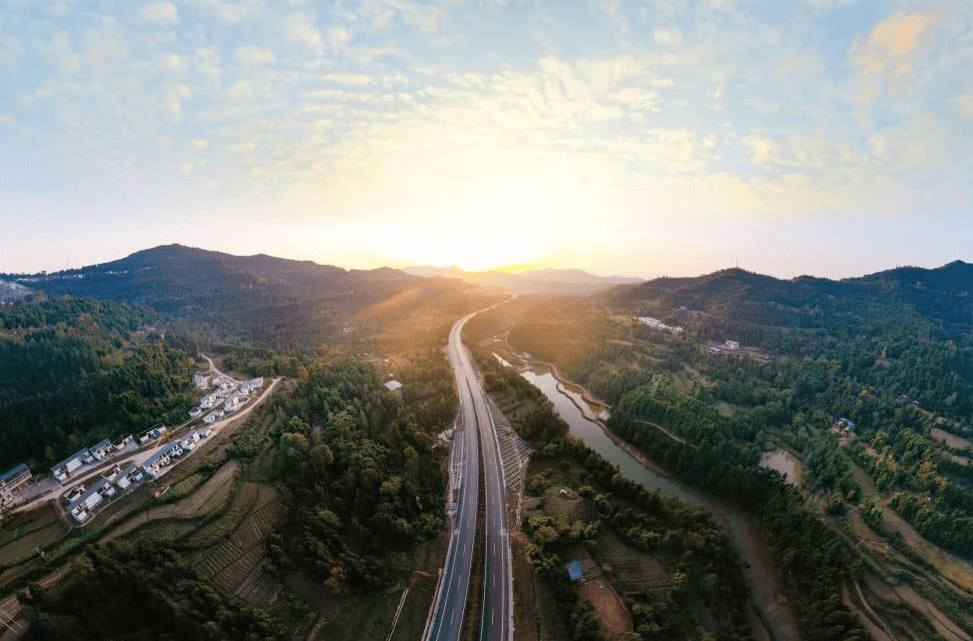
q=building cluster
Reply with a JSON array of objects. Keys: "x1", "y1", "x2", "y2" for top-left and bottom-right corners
[
  {"x1": 64, "y1": 426, "x2": 212, "y2": 523},
  {"x1": 195, "y1": 377, "x2": 263, "y2": 424},
  {"x1": 50, "y1": 435, "x2": 124, "y2": 483},
  {"x1": 636, "y1": 316, "x2": 684, "y2": 335}
]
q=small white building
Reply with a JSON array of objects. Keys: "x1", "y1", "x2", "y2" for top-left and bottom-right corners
[
  {"x1": 179, "y1": 428, "x2": 210, "y2": 450},
  {"x1": 725, "y1": 340, "x2": 741, "y2": 351},
  {"x1": 51, "y1": 448, "x2": 92, "y2": 482},
  {"x1": 193, "y1": 371, "x2": 211, "y2": 390},
  {"x1": 241, "y1": 377, "x2": 263, "y2": 394},
  {"x1": 384, "y1": 380, "x2": 403, "y2": 393},
  {"x1": 90, "y1": 439, "x2": 113, "y2": 461},
  {"x1": 141, "y1": 443, "x2": 184, "y2": 478},
  {"x1": 114, "y1": 463, "x2": 144, "y2": 490},
  {"x1": 67, "y1": 477, "x2": 116, "y2": 522},
  {"x1": 0, "y1": 463, "x2": 32, "y2": 505}
]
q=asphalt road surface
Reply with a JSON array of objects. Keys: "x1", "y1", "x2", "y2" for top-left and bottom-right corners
[{"x1": 426, "y1": 310, "x2": 511, "y2": 641}]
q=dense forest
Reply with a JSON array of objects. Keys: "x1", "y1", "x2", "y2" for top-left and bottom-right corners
[
  {"x1": 21, "y1": 539, "x2": 287, "y2": 641},
  {"x1": 229, "y1": 350, "x2": 456, "y2": 593},
  {"x1": 0, "y1": 297, "x2": 197, "y2": 469}
]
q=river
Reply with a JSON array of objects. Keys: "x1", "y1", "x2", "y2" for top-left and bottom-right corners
[{"x1": 520, "y1": 364, "x2": 801, "y2": 641}]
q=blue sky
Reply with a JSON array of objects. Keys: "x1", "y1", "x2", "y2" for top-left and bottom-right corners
[{"x1": 1, "y1": 0, "x2": 971, "y2": 278}]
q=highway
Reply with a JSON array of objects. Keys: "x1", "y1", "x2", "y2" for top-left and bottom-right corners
[
  {"x1": 426, "y1": 315, "x2": 481, "y2": 641},
  {"x1": 426, "y1": 310, "x2": 512, "y2": 641}
]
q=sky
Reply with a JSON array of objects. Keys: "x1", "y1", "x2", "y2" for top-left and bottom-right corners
[{"x1": 1, "y1": 0, "x2": 972, "y2": 279}]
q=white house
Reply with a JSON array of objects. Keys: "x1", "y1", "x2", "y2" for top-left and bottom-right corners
[
  {"x1": 51, "y1": 448, "x2": 92, "y2": 482},
  {"x1": 224, "y1": 394, "x2": 243, "y2": 411},
  {"x1": 241, "y1": 377, "x2": 263, "y2": 394},
  {"x1": 67, "y1": 477, "x2": 116, "y2": 522},
  {"x1": 141, "y1": 443, "x2": 184, "y2": 478},
  {"x1": 725, "y1": 340, "x2": 741, "y2": 351},
  {"x1": 384, "y1": 380, "x2": 403, "y2": 393},
  {"x1": 200, "y1": 392, "x2": 220, "y2": 409},
  {"x1": 0, "y1": 463, "x2": 32, "y2": 505},
  {"x1": 114, "y1": 463, "x2": 143, "y2": 490},
  {"x1": 193, "y1": 372, "x2": 211, "y2": 390},
  {"x1": 90, "y1": 439, "x2": 113, "y2": 461},
  {"x1": 179, "y1": 427, "x2": 212, "y2": 450}
]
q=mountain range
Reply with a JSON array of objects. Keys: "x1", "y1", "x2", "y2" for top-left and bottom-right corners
[
  {"x1": 401, "y1": 265, "x2": 643, "y2": 293},
  {"x1": 4, "y1": 245, "x2": 970, "y2": 345},
  {"x1": 608, "y1": 260, "x2": 973, "y2": 350}
]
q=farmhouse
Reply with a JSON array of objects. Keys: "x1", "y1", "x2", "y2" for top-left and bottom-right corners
[
  {"x1": 90, "y1": 438, "x2": 113, "y2": 460},
  {"x1": 51, "y1": 448, "x2": 93, "y2": 482},
  {"x1": 240, "y1": 377, "x2": 263, "y2": 394},
  {"x1": 179, "y1": 427, "x2": 211, "y2": 450},
  {"x1": 0, "y1": 463, "x2": 32, "y2": 505},
  {"x1": 384, "y1": 380, "x2": 403, "y2": 393},
  {"x1": 141, "y1": 443, "x2": 184, "y2": 478},
  {"x1": 114, "y1": 463, "x2": 144, "y2": 490},
  {"x1": 67, "y1": 477, "x2": 116, "y2": 522}
]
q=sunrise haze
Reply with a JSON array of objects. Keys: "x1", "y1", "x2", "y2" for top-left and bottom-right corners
[{"x1": 1, "y1": 0, "x2": 971, "y2": 278}]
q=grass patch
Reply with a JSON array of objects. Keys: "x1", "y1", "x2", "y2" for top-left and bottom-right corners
[
  {"x1": 61, "y1": 528, "x2": 102, "y2": 555},
  {"x1": 168, "y1": 472, "x2": 207, "y2": 500}
]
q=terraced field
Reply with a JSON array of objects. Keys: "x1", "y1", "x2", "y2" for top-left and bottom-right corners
[
  {"x1": 598, "y1": 531, "x2": 669, "y2": 594},
  {"x1": 196, "y1": 484, "x2": 280, "y2": 607}
]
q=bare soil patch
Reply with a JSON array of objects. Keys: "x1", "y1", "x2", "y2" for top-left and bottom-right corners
[{"x1": 931, "y1": 428, "x2": 972, "y2": 451}]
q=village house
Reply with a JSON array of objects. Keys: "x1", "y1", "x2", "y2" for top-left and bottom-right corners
[
  {"x1": 67, "y1": 477, "x2": 116, "y2": 522},
  {"x1": 141, "y1": 442, "x2": 184, "y2": 478},
  {"x1": 179, "y1": 427, "x2": 211, "y2": 451},
  {"x1": 51, "y1": 448, "x2": 93, "y2": 482},
  {"x1": 0, "y1": 463, "x2": 32, "y2": 505},
  {"x1": 725, "y1": 340, "x2": 741, "y2": 351},
  {"x1": 114, "y1": 463, "x2": 144, "y2": 490},
  {"x1": 384, "y1": 379, "x2": 403, "y2": 393},
  {"x1": 193, "y1": 371, "x2": 211, "y2": 390},
  {"x1": 137, "y1": 425, "x2": 168, "y2": 445},
  {"x1": 90, "y1": 438, "x2": 113, "y2": 461},
  {"x1": 240, "y1": 377, "x2": 263, "y2": 394}
]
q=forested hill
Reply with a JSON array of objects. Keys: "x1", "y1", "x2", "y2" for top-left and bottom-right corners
[
  {"x1": 5, "y1": 244, "x2": 416, "y2": 313},
  {"x1": 0, "y1": 297, "x2": 196, "y2": 469},
  {"x1": 3, "y1": 244, "x2": 469, "y2": 348},
  {"x1": 609, "y1": 261, "x2": 973, "y2": 345}
]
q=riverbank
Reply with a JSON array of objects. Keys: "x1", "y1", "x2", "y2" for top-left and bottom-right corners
[{"x1": 517, "y1": 361, "x2": 800, "y2": 641}]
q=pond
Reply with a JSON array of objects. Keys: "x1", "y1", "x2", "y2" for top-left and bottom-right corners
[{"x1": 759, "y1": 449, "x2": 804, "y2": 487}]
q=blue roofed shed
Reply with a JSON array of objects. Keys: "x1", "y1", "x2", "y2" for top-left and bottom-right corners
[{"x1": 566, "y1": 560, "x2": 583, "y2": 581}]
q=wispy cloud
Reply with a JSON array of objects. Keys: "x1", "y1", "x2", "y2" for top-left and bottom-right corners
[{"x1": 1, "y1": 0, "x2": 971, "y2": 275}]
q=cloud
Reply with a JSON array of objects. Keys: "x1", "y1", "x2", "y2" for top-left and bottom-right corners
[
  {"x1": 167, "y1": 83, "x2": 192, "y2": 121},
  {"x1": 161, "y1": 53, "x2": 185, "y2": 73},
  {"x1": 233, "y1": 46, "x2": 277, "y2": 65},
  {"x1": 958, "y1": 89, "x2": 973, "y2": 117},
  {"x1": 191, "y1": 138, "x2": 208, "y2": 150},
  {"x1": 140, "y1": 1, "x2": 178, "y2": 25},
  {"x1": 327, "y1": 26, "x2": 353, "y2": 50},
  {"x1": 868, "y1": 111, "x2": 960, "y2": 177},
  {"x1": 653, "y1": 28, "x2": 682, "y2": 47},
  {"x1": 847, "y1": 9, "x2": 938, "y2": 79},
  {"x1": 743, "y1": 135, "x2": 776, "y2": 166},
  {"x1": 282, "y1": 11, "x2": 323, "y2": 54}
]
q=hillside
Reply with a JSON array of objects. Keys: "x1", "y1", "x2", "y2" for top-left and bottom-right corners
[
  {"x1": 3, "y1": 245, "x2": 471, "y2": 349},
  {"x1": 608, "y1": 262, "x2": 973, "y2": 348}
]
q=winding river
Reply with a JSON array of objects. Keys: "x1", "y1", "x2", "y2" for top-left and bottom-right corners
[{"x1": 520, "y1": 364, "x2": 801, "y2": 641}]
